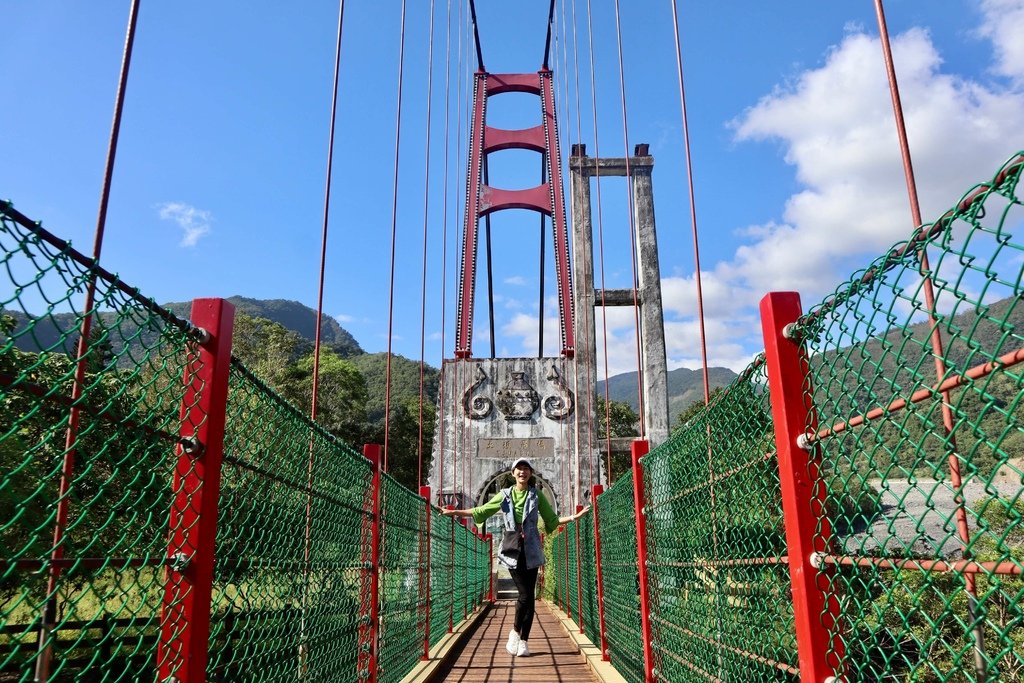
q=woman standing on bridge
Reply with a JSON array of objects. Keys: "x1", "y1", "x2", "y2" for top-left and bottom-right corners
[{"x1": 440, "y1": 458, "x2": 587, "y2": 657}]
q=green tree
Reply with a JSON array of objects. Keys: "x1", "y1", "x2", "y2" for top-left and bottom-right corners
[
  {"x1": 595, "y1": 394, "x2": 639, "y2": 481},
  {"x1": 672, "y1": 387, "x2": 723, "y2": 433},
  {"x1": 282, "y1": 348, "x2": 369, "y2": 446}
]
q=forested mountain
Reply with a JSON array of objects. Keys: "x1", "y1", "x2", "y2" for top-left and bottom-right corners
[{"x1": 597, "y1": 365, "x2": 738, "y2": 427}]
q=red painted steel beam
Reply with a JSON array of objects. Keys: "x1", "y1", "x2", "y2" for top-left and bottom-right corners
[
  {"x1": 486, "y1": 73, "x2": 541, "y2": 94},
  {"x1": 479, "y1": 184, "x2": 552, "y2": 216},
  {"x1": 158, "y1": 298, "x2": 235, "y2": 683},
  {"x1": 631, "y1": 440, "x2": 655, "y2": 683},
  {"x1": 759, "y1": 292, "x2": 843, "y2": 682},
  {"x1": 483, "y1": 124, "x2": 546, "y2": 154},
  {"x1": 539, "y1": 69, "x2": 575, "y2": 357},
  {"x1": 455, "y1": 71, "x2": 488, "y2": 358}
]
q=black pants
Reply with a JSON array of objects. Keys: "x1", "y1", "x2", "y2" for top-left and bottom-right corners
[{"x1": 508, "y1": 553, "x2": 539, "y2": 640}]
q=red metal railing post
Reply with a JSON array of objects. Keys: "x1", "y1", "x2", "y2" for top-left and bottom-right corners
[
  {"x1": 632, "y1": 440, "x2": 655, "y2": 683},
  {"x1": 563, "y1": 527, "x2": 571, "y2": 617},
  {"x1": 364, "y1": 444, "x2": 383, "y2": 683},
  {"x1": 445, "y1": 505, "x2": 455, "y2": 632},
  {"x1": 759, "y1": 292, "x2": 843, "y2": 681},
  {"x1": 591, "y1": 484, "x2": 610, "y2": 661},
  {"x1": 575, "y1": 505, "x2": 585, "y2": 634},
  {"x1": 485, "y1": 533, "x2": 494, "y2": 602},
  {"x1": 158, "y1": 298, "x2": 235, "y2": 683},
  {"x1": 419, "y1": 486, "x2": 432, "y2": 661}
]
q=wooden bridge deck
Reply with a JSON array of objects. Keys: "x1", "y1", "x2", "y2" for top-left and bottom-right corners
[{"x1": 434, "y1": 600, "x2": 599, "y2": 682}]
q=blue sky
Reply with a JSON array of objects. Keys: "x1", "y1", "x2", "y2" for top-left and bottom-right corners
[{"x1": 3, "y1": 1, "x2": 1023, "y2": 376}]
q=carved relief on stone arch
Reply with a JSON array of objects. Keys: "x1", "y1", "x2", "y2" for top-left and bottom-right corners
[
  {"x1": 543, "y1": 365, "x2": 574, "y2": 420},
  {"x1": 462, "y1": 364, "x2": 493, "y2": 420}
]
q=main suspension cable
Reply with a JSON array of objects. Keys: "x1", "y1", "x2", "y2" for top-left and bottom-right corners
[{"x1": 436, "y1": 0, "x2": 455, "y2": 504}]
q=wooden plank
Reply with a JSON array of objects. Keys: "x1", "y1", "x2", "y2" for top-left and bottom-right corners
[{"x1": 435, "y1": 601, "x2": 598, "y2": 682}]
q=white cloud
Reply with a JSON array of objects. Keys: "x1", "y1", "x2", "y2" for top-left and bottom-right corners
[
  {"x1": 727, "y1": 27, "x2": 1024, "y2": 301},
  {"x1": 334, "y1": 313, "x2": 355, "y2": 323},
  {"x1": 657, "y1": 19, "x2": 1024, "y2": 372},
  {"x1": 504, "y1": 275, "x2": 528, "y2": 286},
  {"x1": 156, "y1": 202, "x2": 211, "y2": 247},
  {"x1": 978, "y1": 0, "x2": 1024, "y2": 83}
]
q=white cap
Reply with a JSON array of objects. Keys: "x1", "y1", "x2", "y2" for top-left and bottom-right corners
[{"x1": 511, "y1": 458, "x2": 533, "y2": 471}]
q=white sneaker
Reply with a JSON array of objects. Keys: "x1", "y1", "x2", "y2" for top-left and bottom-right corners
[
  {"x1": 516, "y1": 640, "x2": 530, "y2": 657},
  {"x1": 505, "y1": 630, "x2": 520, "y2": 655}
]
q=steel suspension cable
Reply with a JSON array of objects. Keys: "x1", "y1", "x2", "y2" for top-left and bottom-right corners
[
  {"x1": 611, "y1": 0, "x2": 646, "y2": 438},
  {"x1": 383, "y1": 0, "x2": 410, "y2": 473},
  {"x1": 668, "y1": 0, "x2": 710, "y2": 405},
  {"x1": 302, "y1": 0, "x2": 347, "y2": 669},
  {"x1": 418, "y1": 0, "x2": 438, "y2": 487},
  {"x1": 37, "y1": 2, "x2": 141, "y2": 679},
  {"x1": 310, "y1": 0, "x2": 347, "y2": 424},
  {"x1": 873, "y1": 2, "x2": 986, "y2": 678},
  {"x1": 585, "y1": 0, "x2": 614, "y2": 481},
  {"x1": 436, "y1": 0, "x2": 455, "y2": 504},
  {"x1": 568, "y1": 0, "x2": 597, "y2": 488}
]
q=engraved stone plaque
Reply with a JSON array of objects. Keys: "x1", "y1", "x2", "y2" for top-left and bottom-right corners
[{"x1": 476, "y1": 437, "x2": 555, "y2": 461}]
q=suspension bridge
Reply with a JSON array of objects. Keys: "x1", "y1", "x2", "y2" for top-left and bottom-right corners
[{"x1": 3, "y1": 1, "x2": 1024, "y2": 682}]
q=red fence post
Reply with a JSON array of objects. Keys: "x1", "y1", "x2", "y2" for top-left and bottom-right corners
[
  {"x1": 591, "y1": 484, "x2": 610, "y2": 661},
  {"x1": 575, "y1": 505, "x2": 585, "y2": 634},
  {"x1": 158, "y1": 298, "x2": 235, "y2": 683},
  {"x1": 445, "y1": 505, "x2": 455, "y2": 632},
  {"x1": 632, "y1": 439, "x2": 655, "y2": 683},
  {"x1": 563, "y1": 527, "x2": 571, "y2": 617},
  {"x1": 760, "y1": 292, "x2": 843, "y2": 681},
  {"x1": 363, "y1": 444, "x2": 383, "y2": 683},
  {"x1": 419, "y1": 486, "x2": 432, "y2": 661},
  {"x1": 485, "y1": 533, "x2": 494, "y2": 602}
]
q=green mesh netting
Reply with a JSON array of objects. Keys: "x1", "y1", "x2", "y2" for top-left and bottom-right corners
[
  {"x1": 1, "y1": 201, "x2": 490, "y2": 682},
  {"x1": 1, "y1": 201, "x2": 199, "y2": 681},
  {"x1": 597, "y1": 470, "x2": 645, "y2": 683},
  {"x1": 793, "y1": 152, "x2": 1024, "y2": 682},
  {"x1": 644, "y1": 359, "x2": 798, "y2": 682}
]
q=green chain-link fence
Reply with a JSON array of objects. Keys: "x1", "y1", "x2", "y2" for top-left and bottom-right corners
[
  {"x1": 597, "y1": 470, "x2": 645, "y2": 683},
  {"x1": 794, "y1": 153, "x2": 1024, "y2": 682},
  {"x1": 1, "y1": 201, "x2": 199, "y2": 682},
  {"x1": 644, "y1": 359, "x2": 798, "y2": 682},
  {"x1": 0, "y1": 201, "x2": 491, "y2": 682},
  {"x1": 548, "y1": 153, "x2": 1024, "y2": 683}
]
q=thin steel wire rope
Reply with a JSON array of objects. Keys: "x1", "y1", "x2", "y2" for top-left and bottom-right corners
[
  {"x1": 873, "y1": 1, "x2": 986, "y2": 678},
  {"x1": 302, "y1": 0, "x2": 347, "y2": 669},
  {"x1": 383, "y1": 0, "x2": 410, "y2": 473},
  {"x1": 584, "y1": 0, "x2": 614, "y2": 481},
  {"x1": 418, "y1": 0, "x2": 438, "y2": 486},
  {"x1": 611, "y1": 0, "x2": 646, "y2": 438},
  {"x1": 436, "y1": 0, "x2": 456, "y2": 504},
  {"x1": 37, "y1": 2, "x2": 142, "y2": 679},
  {"x1": 668, "y1": 0, "x2": 709, "y2": 405}
]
